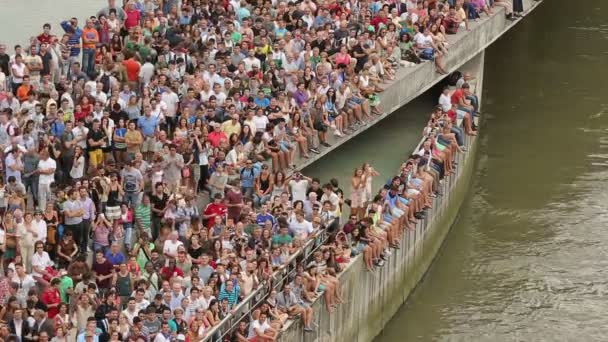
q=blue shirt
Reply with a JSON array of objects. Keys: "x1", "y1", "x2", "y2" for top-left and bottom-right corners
[
  {"x1": 51, "y1": 121, "x2": 65, "y2": 137},
  {"x1": 138, "y1": 115, "x2": 159, "y2": 137},
  {"x1": 240, "y1": 166, "x2": 259, "y2": 188},
  {"x1": 105, "y1": 251, "x2": 126, "y2": 265},
  {"x1": 256, "y1": 213, "x2": 275, "y2": 226},
  {"x1": 254, "y1": 97, "x2": 270, "y2": 109},
  {"x1": 61, "y1": 21, "x2": 82, "y2": 57}
]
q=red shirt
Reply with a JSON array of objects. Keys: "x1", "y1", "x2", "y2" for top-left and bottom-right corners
[
  {"x1": 208, "y1": 130, "x2": 227, "y2": 148},
  {"x1": 41, "y1": 288, "x2": 61, "y2": 318},
  {"x1": 446, "y1": 108, "x2": 457, "y2": 123},
  {"x1": 125, "y1": 9, "x2": 141, "y2": 30},
  {"x1": 450, "y1": 89, "x2": 466, "y2": 105},
  {"x1": 123, "y1": 58, "x2": 141, "y2": 82},
  {"x1": 204, "y1": 203, "x2": 227, "y2": 228},
  {"x1": 37, "y1": 34, "x2": 53, "y2": 45},
  {"x1": 160, "y1": 266, "x2": 184, "y2": 280}
]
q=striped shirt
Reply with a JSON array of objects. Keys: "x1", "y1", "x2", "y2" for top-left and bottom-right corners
[
  {"x1": 218, "y1": 283, "x2": 240, "y2": 308},
  {"x1": 135, "y1": 204, "x2": 152, "y2": 235}
]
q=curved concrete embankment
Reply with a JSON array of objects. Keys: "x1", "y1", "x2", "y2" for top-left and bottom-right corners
[
  {"x1": 293, "y1": 0, "x2": 539, "y2": 170},
  {"x1": 280, "y1": 2, "x2": 542, "y2": 342}
]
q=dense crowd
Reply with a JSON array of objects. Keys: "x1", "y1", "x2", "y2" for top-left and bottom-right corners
[{"x1": 0, "y1": 0, "x2": 498, "y2": 340}]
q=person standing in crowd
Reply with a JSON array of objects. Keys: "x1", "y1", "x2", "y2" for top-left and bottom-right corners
[{"x1": 0, "y1": 0, "x2": 499, "y2": 337}]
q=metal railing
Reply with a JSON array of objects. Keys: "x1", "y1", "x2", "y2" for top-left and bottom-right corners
[{"x1": 202, "y1": 229, "x2": 331, "y2": 341}]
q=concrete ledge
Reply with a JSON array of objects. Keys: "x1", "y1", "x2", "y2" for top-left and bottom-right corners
[
  {"x1": 278, "y1": 2, "x2": 542, "y2": 342},
  {"x1": 292, "y1": 0, "x2": 540, "y2": 171}
]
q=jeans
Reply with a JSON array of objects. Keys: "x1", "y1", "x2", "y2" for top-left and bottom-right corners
[
  {"x1": 38, "y1": 182, "x2": 52, "y2": 211},
  {"x1": 82, "y1": 48, "x2": 96, "y2": 77},
  {"x1": 124, "y1": 224, "x2": 133, "y2": 248},
  {"x1": 451, "y1": 127, "x2": 465, "y2": 146},
  {"x1": 241, "y1": 186, "x2": 254, "y2": 199},
  {"x1": 466, "y1": 95, "x2": 480, "y2": 115},
  {"x1": 93, "y1": 242, "x2": 108, "y2": 254},
  {"x1": 23, "y1": 175, "x2": 39, "y2": 206},
  {"x1": 124, "y1": 192, "x2": 139, "y2": 207},
  {"x1": 81, "y1": 219, "x2": 91, "y2": 254},
  {"x1": 253, "y1": 193, "x2": 271, "y2": 208}
]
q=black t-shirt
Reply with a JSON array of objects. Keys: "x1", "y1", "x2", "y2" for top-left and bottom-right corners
[
  {"x1": 149, "y1": 192, "x2": 168, "y2": 218},
  {"x1": 110, "y1": 110, "x2": 129, "y2": 124},
  {"x1": 40, "y1": 53, "x2": 53, "y2": 76},
  {"x1": 87, "y1": 129, "x2": 106, "y2": 151},
  {"x1": 0, "y1": 54, "x2": 9, "y2": 75}
]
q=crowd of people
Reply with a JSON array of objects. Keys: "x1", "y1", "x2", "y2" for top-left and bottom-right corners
[{"x1": 0, "y1": 0, "x2": 496, "y2": 340}]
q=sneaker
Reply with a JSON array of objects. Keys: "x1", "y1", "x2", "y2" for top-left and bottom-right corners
[
  {"x1": 310, "y1": 148, "x2": 321, "y2": 154},
  {"x1": 333, "y1": 129, "x2": 344, "y2": 137},
  {"x1": 321, "y1": 142, "x2": 332, "y2": 147}
]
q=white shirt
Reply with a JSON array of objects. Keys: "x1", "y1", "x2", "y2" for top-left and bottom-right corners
[
  {"x1": 439, "y1": 93, "x2": 452, "y2": 112},
  {"x1": 251, "y1": 115, "x2": 269, "y2": 132},
  {"x1": 139, "y1": 62, "x2": 155, "y2": 85},
  {"x1": 163, "y1": 240, "x2": 183, "y2": 258},
  {"x1": 32, "y1": 251, "x2": 53, "y2": 276},
  {"x1": 247, "y1": 319, "x2": 271, "y2": 339},
  {"x1": 153, "y1": 333, "x2": 172, "y2": 342},
  {"x1": 122, "y1": 309, "x2": 138, "y2": 325},
  {"x1": 289, "y1": 179, "x2": 309, "y2": 202},
  {"x1": 37, "y1": 158, "x2": 56, "y2": 185},
  {"x1": 33, "y1": 219, "x2": 47, "y2": 243},
  {"x1": 321, "y1": 191, "x2": 340, "y2": 212},
  {"x1": 161, "y1": 91, "x2": 179, "y2": 117},
  {"x1": 73, "y1": 126, "x2": 90, "y2": 148},
  {"x1": 289, "y1": 218, "x2": 313, "y2": 240}
]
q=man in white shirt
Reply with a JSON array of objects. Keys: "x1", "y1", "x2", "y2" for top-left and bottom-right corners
[
  {"x1": 31, "y1": 241, "x2": 54, "y2": 283},
  {"x1": 288, "y1": 172, "x2": 311, "y2": 202},
  {"x1": 288, "y1": 210, "x2": 314, "y2": 240},
  {"x1": 122, "y1": 298, "x2": 138, "y2": 325},
  {"x1": 37, "y1": 149, "x2": 56, "y2": 210},
  {"x1": 33, "y1": 211, "x2": 48, "y2": 243},
  {"x1": 73, "y1": 119, "x2": 90, "y2": 149},
  {"x1": 247, "y1": 312, "x2": 276, "y2": 340}
]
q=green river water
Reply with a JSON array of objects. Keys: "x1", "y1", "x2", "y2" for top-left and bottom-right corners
[{"x1": 306, "y1": 1, "x2": 608, "y2": 340}]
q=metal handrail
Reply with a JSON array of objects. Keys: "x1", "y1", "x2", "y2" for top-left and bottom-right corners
[{"x1": 201, "y1": 229, "x2": 331, "y2": 341}]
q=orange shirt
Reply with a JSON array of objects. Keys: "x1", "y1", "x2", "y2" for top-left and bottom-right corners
[
  {"x1": 122, "y1": 58, "x2": 141, "y2": 82},
  {"x1": 16, "y1": 84, "x2": 32, "y2": 102},
  {"x1": 82, "y1": 27, "x2": 99, "y2": 49}
]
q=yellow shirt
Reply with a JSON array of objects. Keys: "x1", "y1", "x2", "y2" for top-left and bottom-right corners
[{"x1": 221, "y1": 120, "x2": 242, "y2": 136}]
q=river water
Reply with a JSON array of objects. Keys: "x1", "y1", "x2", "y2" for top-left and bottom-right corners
[{"x1": 308, "y1": 0, "x2": 608, "y2": 341}]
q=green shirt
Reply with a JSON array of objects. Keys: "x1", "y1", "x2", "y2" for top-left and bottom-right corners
[
  {"x1": 59, "y1": 276, "x2": 74, "y2": 303},
  {"x1": 272, "y1": 234, "x2": 293, "y2": 246},
  {"x1": 134, "y1": 242, "x2": 155, "y2": 270},
  {"x1": 135, "y1": 204, "x2": 152, "y2": 235}
]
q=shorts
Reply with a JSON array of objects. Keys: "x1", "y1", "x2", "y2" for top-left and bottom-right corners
[
  {"x1": 141, "y1": 136, "x2": 157, "y2": 153},
  {"x1": 456, "y1": 109, "x2": 468, "y2": 120},
  {"x1": 88, "y1": 149, "x2": 103, "y2": 167},
  {"x1": 279, "y1": 141, "x2": 292, "y2": 152}
]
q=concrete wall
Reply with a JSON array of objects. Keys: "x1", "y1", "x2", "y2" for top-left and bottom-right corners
[
  {"x1": 293, "y1": 0, "x2": 539, "y2": 171},
  {"x1": 281, "y1": 92, "x2": 481, "y2": 342},
  {"x1": 279, "y1": 2, "x2": 542, "y2": 341}
]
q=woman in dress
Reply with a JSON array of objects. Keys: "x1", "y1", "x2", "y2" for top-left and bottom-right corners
[
  {"x1": 349, "y1": 168, "x2": 367, "y2": 219},
  {"x1": 105, "y1": 173, "x2": 123, "y2": 221}
]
